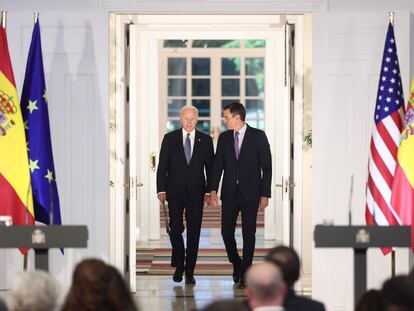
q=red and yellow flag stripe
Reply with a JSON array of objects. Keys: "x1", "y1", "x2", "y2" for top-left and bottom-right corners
[
  {"x1": 0, "y1": 25, "x2": 34, "y2": 229},
  {"x1": 391, "y1": 78, "x2": 414, "y2": 251}
]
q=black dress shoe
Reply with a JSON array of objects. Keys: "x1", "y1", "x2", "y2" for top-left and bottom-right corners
[
  {"x1": 173, "y1": 268, "x2": 184, "y2": 282},
  {"x1": 232, "y1": 264, "x2": 240, "y2": 283},
  {"x1": 185, "y1": 276, "x2": 196, "y2": 284},
  {"x1": 237, "y1": 279, "x2": 245, "y2": 289}
]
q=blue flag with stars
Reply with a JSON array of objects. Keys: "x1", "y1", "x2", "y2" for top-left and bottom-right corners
[{"x1": 21, "y1": 20, "x2": 62, "y2": 227}]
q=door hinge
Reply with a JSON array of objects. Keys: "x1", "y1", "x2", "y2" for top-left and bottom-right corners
[
  {"x1": 125, "y1": 254, "x2": 129, "y2": 272},
  {"x1": 126, "y1": 197, "x2": 129, "y2": 213},
  {"x1": 126, "y1": 28, "x2": 130, "y2": 47},
  {"x1": 126, "y1": 85, "x2": 130, "y2": 103},
  {"x1": 126, "y1": 142, "x2": 130, "y2": 159}
]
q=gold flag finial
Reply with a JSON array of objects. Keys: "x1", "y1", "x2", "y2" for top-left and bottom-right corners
[
  {"x1": 1, "y1": 11, "x2": 6, "y2": 29},
  {"x1": 34, "y1": 12, "x2": 39, "y2": 24},
  {"x1": 389, "y1": 11, "x2": 394, "y2": 26}
]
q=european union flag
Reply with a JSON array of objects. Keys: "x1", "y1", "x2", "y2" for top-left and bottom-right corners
[{"x1": 20, "y1": 19, "x2": 62, "y2": 227}]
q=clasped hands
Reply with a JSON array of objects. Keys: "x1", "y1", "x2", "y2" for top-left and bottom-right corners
[{"x1": 208, "y1": 191, "x2": 269, "y2": 211}]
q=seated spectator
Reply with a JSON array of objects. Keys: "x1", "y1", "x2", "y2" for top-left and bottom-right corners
[
  {"x1": 245, "y1": 262, "x2": 286, "y2": 311},
  {"x1": 381, "y1": 275, "x2": 414, "y2": 311},
  {"x1": 0, "y1": 298, "x2": 7, "y2": 311},
  {"x1": 355, "y1": 289, "x2": 385, "y2": 311},
  {"x1": 201, "y1": 299, "x2": 249, "y2": 311},
  {"x1": 9, "y1": 270, "x2": 60, "y2": 311},
  {"x1": 265, "y1": 246, "x2": 326, "y2": 311},
  {"x1": 61, "y1": 258, "x2": 138, "y2": 311}
]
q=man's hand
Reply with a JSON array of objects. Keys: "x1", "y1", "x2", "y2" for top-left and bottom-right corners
[
  {"x1": 210, "y1": 191, "x2": 219, "y2": 208},
  {"x1": 203, "y1": 194, "x2": 211, "y2": 207},
  {"x1": 158, "y1": 192, "x2": 167, "y2": 205},
  {"x1": 259, "y1": 196, "x2": 269, "y2": 212}
]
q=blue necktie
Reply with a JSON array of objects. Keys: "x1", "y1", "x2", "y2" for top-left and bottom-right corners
[{"x1": 184, "y1": 133, "x2": 191, "y2": 164}]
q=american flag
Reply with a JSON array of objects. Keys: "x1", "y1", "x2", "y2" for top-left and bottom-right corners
[{"x1": 366, "y1": 22, "x2": 405, "y2": 239}]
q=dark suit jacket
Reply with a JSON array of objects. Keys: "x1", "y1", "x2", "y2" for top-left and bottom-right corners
[
  {"x1": 211, "y1": 124, "x2": 272, "y2": 202},
  {"x1": 284, "y1": 288, "x2": 326, "y2": 311},
  {"x1": 157, "y1": 129, "x2": 214, "y2": 201}
]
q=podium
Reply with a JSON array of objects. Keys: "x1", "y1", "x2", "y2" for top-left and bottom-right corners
[
  {"x1": 0, "y1": 225, "x2": 88, "y2": 271},
  {"x1": 314, "y1": 225, "x2": 411, "y2": 303}
]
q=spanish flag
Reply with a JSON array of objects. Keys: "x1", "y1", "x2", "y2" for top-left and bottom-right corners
[
  {"x1": 0, "y1": 23, "x2": 35, "y2": 241},
  {"x1": 391, "y1": 78, "x2": 414, "y2": 251}
]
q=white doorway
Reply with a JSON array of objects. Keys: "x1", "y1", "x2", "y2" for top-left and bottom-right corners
[{"x1": 110, "y1": 14, "x2": 304, "y2": 291}]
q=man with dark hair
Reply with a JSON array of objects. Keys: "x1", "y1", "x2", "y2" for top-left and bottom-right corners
[
  {"x1": 265, "y1": 246, "x2": 326, "y2": 311},
  {"x1": 211, "y1": 102, "x2": 272, "y2": 288},
  {"x1": 381, "y1": 275, "x2": 414, "y2": 311}
]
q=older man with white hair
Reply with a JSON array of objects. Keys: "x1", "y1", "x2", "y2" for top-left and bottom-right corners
[
  {"x1": 245, "y1": 262, "x2": 287, "y2": 311},
  {"x1": 157, "y1": 105, "x2": 214, "y2": 284},
  {"x1": 9, "y1": 270, "x2": 61, "y2": 311}
]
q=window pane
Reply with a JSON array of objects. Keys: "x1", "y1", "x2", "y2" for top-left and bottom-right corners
[
  {"x1": 222, "y1": 79, "x2": 240, "y2": 96},
  {"x1": 163, "y1": 40, "x2": 188, "y2": 48},
  {"x1": 168, "y1": 99, "x2": 186, "y2": 117},
  {"x1": 246, "y1": 58, "x2": 264, "y2": 76},
  {"x1": 168, "y1": 79, "x2": 186, "y2": 96},
  {"x1": 222, "y1": 58, "x2": 240, "y2": 76},
  {"x1": 244, "y1": 40, "x2": 266, "y2": 48},
  {"x1": 192, "y1": 40, "x2": 240, "y2": 48},
  {"x1": 192, "y1": 99, "x2": 210, "y2": 117},
  {"x1": 246, "y1": 78, "x2": 264, "y2": 97},
  {"x1": 196, "y1": 120, "x2": 210, "y2": 135},
  {"x1": 168, "y1": 58, "x2": 186, "y2": 76},
  {"x1": 192, "y1": 58, "x2": 210, "y2": 76},
  {"x1": 247, "y1": 119, "x2": 265, "y2": 130},
  {"x1": 192, "y1": 79, "x2": 210, "y2": 96},
  {"x1": 167, "y1": 120, "x2": 182, "y2": 132},
  {"x1": 246, "y1": 99, "x2": 264, "y2": 119},
  {"x1": 222, "y1": 99, "x2": 239, "y2": 110}
]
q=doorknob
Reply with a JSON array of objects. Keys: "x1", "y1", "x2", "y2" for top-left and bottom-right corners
[{"x1": 137, "y1": 182, "x2": 143, "y2": 188}]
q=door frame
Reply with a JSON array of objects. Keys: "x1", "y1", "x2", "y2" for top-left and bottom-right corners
[{"x1": 109, "y1": 13, "x2": 305, "y2": 291}]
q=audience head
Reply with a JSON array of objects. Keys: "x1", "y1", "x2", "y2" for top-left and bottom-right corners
[
  {"x1": 245, "y1": 262, "x2": 286, "y2": 309},
  {"x1": 201, "y1": 299, "x2": 249, "y2": 311},
  {"x1": 0, "y1": 298, "x2": 7, "y2": 311},
  {"x1": 381, "y1": 275, "x2": 414, "y2": 311},
  {"x1": 355, "y1": 289, "x2": 385, "y2": 311},
  {"x1": 62, "y1": 258, "x2": 137, "y2": 311},
  {"x1": 9, "y1": 270, "x2": 60, "y2": 311},
  {"x1": 265, "y1": 245, "x2": 300, "y2": 288}
]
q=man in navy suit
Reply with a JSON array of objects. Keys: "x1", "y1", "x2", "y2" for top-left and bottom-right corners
[
  {"x1": 157, "y1": 106, "x2": 214, "y2": 284},
  {"x1": 210, "y1": 102, "x2": 272, "y2": 288},
  {"x1": 265, "y1": 246, "x2": 326, "y2": 311}
]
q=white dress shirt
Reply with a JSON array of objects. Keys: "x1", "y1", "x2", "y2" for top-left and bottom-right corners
[
  {"x1": 235, "y1": 123, "x2": 247, "y2": 150},
  {"x1": 182, "y1": 128, "x2": 195, "y2": 156},
  {"x1": 253, "y1": 306, "x2": 284, "y2": 311}
]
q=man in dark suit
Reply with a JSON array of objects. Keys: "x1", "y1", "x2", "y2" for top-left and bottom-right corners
[
  {"x1": 210, "y1": 102, "x2": 272, "y2": 288},
  {"x1": 157, "y1": 105, "x2": 214, "y2": 285},
  {"x1": 265, "y1": 246, "x2": 326, "y2": 311}
]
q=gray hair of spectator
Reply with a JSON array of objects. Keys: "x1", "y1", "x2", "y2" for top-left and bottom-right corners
[
  {"x1": 180, "y1": 105, "x2": 199, "y2": 118},
  {"x1": 9, "y1": 270, "x2": 60, "y2": 311},
  {"x1": 246, "y1": 262, "x2": 283, "y2": 302}
]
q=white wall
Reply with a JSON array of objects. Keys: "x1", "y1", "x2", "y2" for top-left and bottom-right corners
[
  {"x1": 313, "y1": 10, "x2": 413, "y2": 311},
  {"x1": 1, "y1": 1, "x2": 414, "y2": 308},
  {"x1": 0, "y1": 10, "x2": 108, "y2": 290}
]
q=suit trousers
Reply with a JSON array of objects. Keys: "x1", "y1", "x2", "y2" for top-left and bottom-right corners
[
  {"x1": 168, "y1": 193, "x2": 204, "y2": 276},
  {"x1": 221, "y1": 187, "x2": 259, "y2": 277}
]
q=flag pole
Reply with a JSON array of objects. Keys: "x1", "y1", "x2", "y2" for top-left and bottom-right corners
[{"x1": 389, "y1": 10, "x2": 396, "y2": 278}]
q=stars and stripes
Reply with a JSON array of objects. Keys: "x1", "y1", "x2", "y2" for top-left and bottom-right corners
[{"x1": 366, "y1": 22, "x2": 405, "y2": 253}]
